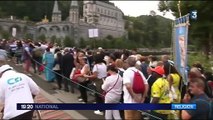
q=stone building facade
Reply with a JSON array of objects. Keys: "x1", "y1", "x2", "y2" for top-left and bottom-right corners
[{"x1": 0, "y1": 0, "x2": 125, "y2": 42}]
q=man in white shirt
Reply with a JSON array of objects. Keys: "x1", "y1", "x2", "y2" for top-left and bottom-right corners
[
  {"x1": 123, "y1": 56, "x2": 149, "y2": 120},
  {"x1": 0, "y1": 65, "x2": 40, "y2": 119}
]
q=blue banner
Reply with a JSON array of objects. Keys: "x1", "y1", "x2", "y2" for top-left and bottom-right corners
[
  {"x1": 17, "y1": 103, "x2": 171, "y2": 110},
  {"x1": 17, "y1": 103, "x2": 196, "y2": 110},
  {"x1": 174, "y1": 14, "x2": 190, "y2": 84}
]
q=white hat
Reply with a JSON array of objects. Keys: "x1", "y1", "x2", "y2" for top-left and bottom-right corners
[
  {"x1": 0, "y1": 65, "x2": 13, "y2": 73},
  {"x1": 98, "y1": 47, "x2": 103, "y2": 50}
]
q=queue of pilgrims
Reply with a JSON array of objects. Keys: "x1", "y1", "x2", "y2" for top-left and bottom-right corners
[{"x1": 0, "y1": 38, "x2": 213, "y2": 120}]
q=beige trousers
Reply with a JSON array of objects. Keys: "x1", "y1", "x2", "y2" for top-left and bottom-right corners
[{"x1": 124, "y1": 110, "x2": 142, "y2": 120}]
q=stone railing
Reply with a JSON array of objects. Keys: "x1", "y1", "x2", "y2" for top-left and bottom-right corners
[{"x1": 0, "y1": 18, "x2": 27, "y2": 23}]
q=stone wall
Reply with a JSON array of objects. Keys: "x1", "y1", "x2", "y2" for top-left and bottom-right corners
[
  {"x1": 0, "y1": 18, "x2": 125, "y2": 41},
  {"x1": 0, "y1": 19, "x2": 28, "y2": 39},
  {"x1": 35, "y1": 22, "x2": 73, "y2": 39}
]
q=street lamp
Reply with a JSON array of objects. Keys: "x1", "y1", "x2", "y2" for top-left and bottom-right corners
[{"x1": 177, "y1": 1, "x2": 182, "y2": 17}]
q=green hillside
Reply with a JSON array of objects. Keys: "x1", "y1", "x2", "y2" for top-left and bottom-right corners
[
  {"x1": 0, "y1": 1, "x2": 173, "y2": 49},
  {"x1": 124, "y1": 15, "x2": 173, "y2": 48}
]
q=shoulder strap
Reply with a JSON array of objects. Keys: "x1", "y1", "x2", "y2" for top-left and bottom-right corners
[
  {"x1": 131, "y1": 69, "x2": 136, "y2": 73},
  {"x1": 105, "y1": 75, "x2": 119, "y2": 93}
]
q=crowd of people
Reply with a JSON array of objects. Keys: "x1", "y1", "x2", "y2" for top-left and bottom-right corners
[{"x1": 0, "y1": 38, "x2": 213, "y2": 120}]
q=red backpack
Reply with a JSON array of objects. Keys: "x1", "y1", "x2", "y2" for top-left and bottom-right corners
[{"x1": 132, "y1": 70, "x2": 145, "y2": 94}]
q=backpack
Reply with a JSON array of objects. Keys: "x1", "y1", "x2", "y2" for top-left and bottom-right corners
[
  {"x1": 33, "y1": 48, "x2": 43, "y2": 57},
  {"x1": 132, "y1": 70, "x2": 145, "y2": 94},
  {"x1": 118, "y1": 69, "x2": 124, "y2": 77}
]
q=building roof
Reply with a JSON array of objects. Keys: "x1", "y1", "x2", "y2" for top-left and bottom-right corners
[
  {"x1": 53, "y1": 0, "x2": 61, "y2": 13},
  {"x1": 93, "y1": 1, "x2": 114, "y2": 6}
]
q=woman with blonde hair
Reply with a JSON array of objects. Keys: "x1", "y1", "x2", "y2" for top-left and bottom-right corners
[{"x1": 115, "y1": 59, "x2": 125, "y2": 76}]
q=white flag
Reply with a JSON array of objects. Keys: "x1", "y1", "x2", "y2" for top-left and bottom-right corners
[
  {"x1": 93, "y1": 29, "x2": 99, "y2": 37},
  {"x1": 88, "y1": 29, "x2": 94, "y2": 38},
  {"x1": 12, "y1": 28, "x2": 16, "y2": 37}
]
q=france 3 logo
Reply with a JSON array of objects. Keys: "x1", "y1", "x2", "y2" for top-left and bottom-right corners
[{"x1": 190, "y1": 10, "x2": 197, "y2": 20}]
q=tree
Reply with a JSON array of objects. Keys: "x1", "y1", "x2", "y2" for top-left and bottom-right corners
[
  {"x1": 55, "y1": 38, "x2": 62, "y2": 47},
  {"x1": 0, "y1": 1, "x2": 83, "y2": 22},
  {"x1": 125, "y1": 15, "x2": 172, "y2": 48},
  {"x1": 114, "y1": 38, "x2": 124, "y2": 49},
  {"x1": 1, "y1": 31, "x2": 10, "y2": 40},
  {"x1": 24, "y1": 33, "x2": 33, "y2": 40},
  {"x1": 23, "y1": 16, "x2": 30, "y2": 21},
  {"x1": 63, "y1": 36, "x2": 75, "y2": 47},
  {"x1": 106, "y1": 35, "x2": 113, "y2": 40},
  {"x1": 101, "y1": 39, "x2": 109, "y2": 48},
  {"x1": 50, "y1": 35, "x2": 57, "y2": 43},
  {"x1": 158, "y1": 1, "x2": 213, "y2": 59},
  {"x1": 124, "y1": 20, "x2": 129, "y2": 29},
  {"x1": 78, "y1": 37, "x2": 86, "y2": 48},
  {"x1": 37, "y1": 34, "x2": 46, "y2": 42}
]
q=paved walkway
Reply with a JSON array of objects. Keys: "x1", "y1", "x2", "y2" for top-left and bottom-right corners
[
  {"x1": 4, "y1": 60, "x2": 103, "y2": 119},
  {"x1": 0, "y1": 93, "x2": 72, "y2": 119},
  {"x1": 35, "y1": 93, "x2": 72, "y2": 119},
  {"x1": 0, "y1": 92, "x2": 72, "y2": 120}
]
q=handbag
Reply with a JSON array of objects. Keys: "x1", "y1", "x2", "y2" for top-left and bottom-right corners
[
  {"x1": 39, "y1": 65, "x2": 45, "y2": 72},
  {"x1": 72, "y1": 69, "x2": 81, "y2": 82},
  {"x1": 102, "y1": 75, "x2": 119, "y2": 100}
]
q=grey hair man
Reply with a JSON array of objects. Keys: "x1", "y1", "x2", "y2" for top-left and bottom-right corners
[{"x1": 122, "y1": 56, "x2": 149, "y2": 119}]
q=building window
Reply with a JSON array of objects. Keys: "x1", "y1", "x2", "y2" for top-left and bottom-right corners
[
  {"x1": 108, "y1": 11, "x2": 110, "y2": 15},
  {"x1": 85, "y1": 5, "x2": 87, "y2": 9},
  {"x1": 85, "y1": 17, "x2": 87, "y2": 22},
  {"x1": 97, "y1": 7, "x2": 100, "y2": 12},
  {"x1": 104, "y1": 10, "x2": 106, "y2": 14},
  {"x1": 115, "y1": 13, "x2": 117, "y2": 17},
  {"x1": 101, "y1": 8, "x2": 103, "y2": 13}
]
